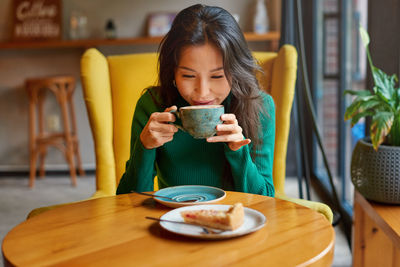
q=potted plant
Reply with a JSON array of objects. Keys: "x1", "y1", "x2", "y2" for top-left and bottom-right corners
[{"x1": 344, "y1": 26, "x2": 400, "y2": 204}]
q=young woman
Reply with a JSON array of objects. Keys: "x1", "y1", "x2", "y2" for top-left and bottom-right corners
[{"x1": 116, "y1": 4, "x2": 275, "y2": 196}]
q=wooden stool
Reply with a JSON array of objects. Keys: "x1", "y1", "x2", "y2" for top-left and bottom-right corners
[{"x1": 25, "y1": 75, "x2": 85, "y2": 188}]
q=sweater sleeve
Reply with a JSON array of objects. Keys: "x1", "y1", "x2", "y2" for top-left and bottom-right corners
[
  {"x1": 224, "y1": 93, "x2": 275, "y2": 197},
  {"x1": 116, "y1": 90, "x2": 159, "y2": 194}
]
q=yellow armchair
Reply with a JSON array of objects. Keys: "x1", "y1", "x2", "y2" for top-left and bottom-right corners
[
  {"x1": 28, "y1": 45, "x2": 332, "y2": 223},
  {"x1": 254, "y1": 46, "x2": 332, "y2": 223},
  {"x1": 80, "y1": 50, "x2": 159, "y2": 197}
]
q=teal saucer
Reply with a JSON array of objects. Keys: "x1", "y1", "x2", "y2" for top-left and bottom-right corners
[{"x1": 154, "y1": 185, "x2": 226, "y2": 208}]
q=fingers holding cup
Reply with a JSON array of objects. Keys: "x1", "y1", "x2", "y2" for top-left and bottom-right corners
[{"x1": 207, "y1": 113, "x2": 251, "y2": 150}]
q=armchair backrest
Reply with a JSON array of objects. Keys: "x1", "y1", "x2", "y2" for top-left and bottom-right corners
[
  {"x1": 80, "y1": 45, "x2": 297, "y2": 198},
  {"x1": 81, "y1": 49, "x2": 158, "y2": 197},
  {"x1": 254, "y1": 45, "x2": 298, "y2": 196}
]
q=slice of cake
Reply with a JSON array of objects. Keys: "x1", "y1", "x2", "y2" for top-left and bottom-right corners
[{"x1": 180, "y1": 203, "x2": 244, "y2": 231}]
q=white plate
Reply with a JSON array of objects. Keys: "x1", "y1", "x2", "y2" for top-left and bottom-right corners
[
  {"x1": 159, "y1": 204, "x2": 267, "y2": 239},
  {"x1": 154, "y1": 185, "x2": 226, "y2": 208}
]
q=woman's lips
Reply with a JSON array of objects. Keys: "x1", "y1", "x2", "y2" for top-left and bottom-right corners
[{"x1": 192, "y1": 100, "x2": 214, "y2": 105}]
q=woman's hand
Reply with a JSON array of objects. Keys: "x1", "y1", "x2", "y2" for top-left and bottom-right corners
[
  {"x1": 140, "y1": 106, "x2": 178, "y2": 149},
  {"x1": 206, "y1": 113, "x2": 251, "y2": 151}
]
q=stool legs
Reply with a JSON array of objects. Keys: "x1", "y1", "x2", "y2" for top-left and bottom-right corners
[
  {"x1": 68, "y1": 93, "x2": 85, "y2": 176},
  {"x1": 37, "y1": 90, "x2": 46, "y2": 178},
  {"x1": 57, "y1": 82, "x2": 77, "y2": 187},
  {"x1": 26, "y1": 76, "x2": 84, "y2": 188},
  {"x1": 38, "y1": 146, "x2": 47, "y2": 178},
  {"x1": 27, "y1": 90, "x2": 37, "y2": 188},
  {"x1": 74, "y1": 142, "x2": 85, "y2": 176}
]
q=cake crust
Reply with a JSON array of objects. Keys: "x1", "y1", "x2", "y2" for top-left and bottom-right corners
[{"x1": 180, "y1": 203, "x2": 244, "y2": 230}]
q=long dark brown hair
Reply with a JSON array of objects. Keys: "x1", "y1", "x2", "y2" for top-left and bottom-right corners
[{"x1": 156, "y1": 4, "x2": 266, "y2": 153}]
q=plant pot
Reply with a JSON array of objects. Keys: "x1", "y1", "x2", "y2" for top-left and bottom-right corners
[{"x1": 351, "y1": 137, "x2": 400, "y2": 204}]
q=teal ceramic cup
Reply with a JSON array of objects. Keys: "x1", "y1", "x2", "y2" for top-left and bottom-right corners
[{"x1": 171, "y1": 105, "x2": 224, "y2": 139}]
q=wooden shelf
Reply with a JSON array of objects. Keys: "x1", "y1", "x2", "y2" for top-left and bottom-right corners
[
  {"x1": 0, "y1": 32, "x2": 280, "y2": 50},
  {"x1": 244, "y1": 31, "x2": 280, "y2": 41}
]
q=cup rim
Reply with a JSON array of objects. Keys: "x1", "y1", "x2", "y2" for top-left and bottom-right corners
[{"x1": 180, "y1": 104, "x2": 223, "y2": 110}]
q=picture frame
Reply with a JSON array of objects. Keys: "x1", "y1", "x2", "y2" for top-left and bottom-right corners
[{"x1": 147, "y1": 12, "x2": 176, "y2": 37}]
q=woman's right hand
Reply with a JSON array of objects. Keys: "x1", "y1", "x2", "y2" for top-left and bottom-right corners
[{"x1": 140, "y1": 106, "x2": 178, "y2": 149}]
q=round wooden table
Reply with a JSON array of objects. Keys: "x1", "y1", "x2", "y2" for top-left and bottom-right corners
[{"x1": 2, "y1": 192, "x2": 335, "y2": 266}]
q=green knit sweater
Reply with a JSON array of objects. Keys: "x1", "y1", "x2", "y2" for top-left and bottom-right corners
[{"x1": 116, "y1": 88, "x2": 275, "y2": 196}]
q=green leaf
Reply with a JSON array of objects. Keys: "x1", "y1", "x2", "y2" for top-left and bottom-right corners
[
  {"x1": 350, "y1": 110, "x2": 374, "y2": 127},
  {"x1": 344, "y1": 100, "x2": 363, "y2": 121},
  {"x1": 360, "y1": 99, "x2": 385, "y2": 111},
  {"x1": 370, "y1": 112, "x2": 394, "y2": 150},
  {"x1": 354, "y1": 95, "x2": 377, "y2": 102},
  {"x1": 343, "y1": 89, "x2": 372, "y2": 97},
  {"x1": 372, "y1": 67, "x2": 396, "y2": 99},
  {"x1": 376, "y1": 90, "x2": 390, "y2": 103},
  {"x1": 344, "y1": 96, "x2": 381, "y2": 121},
  {"x1": 390, "y1": 73, "x2": 398, "y2": 85},
  {"x1": 359, "y1": 25, "x2": 370, "y2": 48},
  {"x1": 388, "y1": 112, "x2": 400, "y2": 146},
  {"x1": 396, "y1": 88, "x2": 400, "y2": 109}
]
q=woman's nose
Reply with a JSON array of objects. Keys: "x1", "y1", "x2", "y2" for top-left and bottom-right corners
[{"x1": 196, "y1": 79, "x2": 210, "y2": 96}]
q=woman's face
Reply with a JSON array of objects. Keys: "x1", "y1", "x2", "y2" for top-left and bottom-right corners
[{"x1": 174, "y1": 43, "x2": 231, "y2": 106}]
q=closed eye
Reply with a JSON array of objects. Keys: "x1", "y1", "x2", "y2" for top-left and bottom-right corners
[
  {"x1": 182, "y1": 74, "x2": 195, "y2": 78},
  {"x1": 211, "y1": 75, "x2": 224, "y2": 79}
]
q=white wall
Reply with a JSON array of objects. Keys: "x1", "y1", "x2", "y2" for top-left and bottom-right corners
[{"x1": 0, "y1": 0, "x2": 279, "y2": 171}]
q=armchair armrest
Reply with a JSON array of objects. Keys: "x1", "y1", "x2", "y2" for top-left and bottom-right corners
[{"x1": 276, "y1": 192, "x2": 333, "y2": 224}]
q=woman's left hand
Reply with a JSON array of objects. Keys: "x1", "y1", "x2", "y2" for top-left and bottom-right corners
[{"x1": 206, "y1": 114, "x2": 251, "y2": 151}]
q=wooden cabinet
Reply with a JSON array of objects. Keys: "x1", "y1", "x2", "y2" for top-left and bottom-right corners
[{"x1": 353, "y1": 191, "x2": 400, "y2": 266}]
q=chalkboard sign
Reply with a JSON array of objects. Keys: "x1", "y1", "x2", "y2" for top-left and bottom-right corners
[{"x1": 12, "y1": 0, "x2": 62, "y2": 41}]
